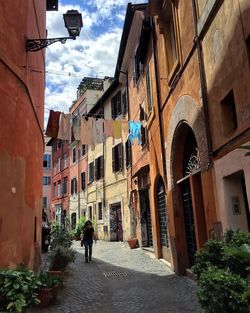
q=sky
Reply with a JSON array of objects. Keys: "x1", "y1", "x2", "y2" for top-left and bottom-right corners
[{"x1": 45, "y1": 0, "x2": 147, "y2": 126}]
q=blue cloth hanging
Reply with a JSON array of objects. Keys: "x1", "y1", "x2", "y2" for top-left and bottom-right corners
[{"x1": 128, "y1": 121, "x2": 142, "y2": 145}]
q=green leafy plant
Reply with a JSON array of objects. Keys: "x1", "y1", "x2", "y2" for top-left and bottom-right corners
[
  {"x1": 197, "y1": 266, "x2": 249, "y2": 313},
  {"x1": 50, "y1": 223, "x2": 73, "y2": 250},
  {"x1": 37, "y1": 272, "x2": 62, "y2": 289},
  {"x1": 239, "y1": 145, "x2": 250, "y2": 156},
  {"x1": 49, "y1": 246, "x2": 76, "y2": 271},
  {"x1": 192, "y1": 229, "x2": 250, "y2": 312},
  {"x1": 0, "y1": 266, "x2": 40, "y2": 312},
  {"x1": 73, "y1": 217, "x2": 86, "y2": 238}
]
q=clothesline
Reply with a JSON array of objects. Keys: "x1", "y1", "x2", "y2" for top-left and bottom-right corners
[{"x1": 45, "y1": 110, "x2": 145, "y2": 146}]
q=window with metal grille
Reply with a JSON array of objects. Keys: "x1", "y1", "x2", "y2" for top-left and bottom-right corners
[
  {"x1": 43, "y1": 197, "x2": 47, "y2": 209},
  {"x1": 112, "y1": 143, "x2": 123, "y2": 173},
  {"x1": 95, "y1": 156, "x2": 104, "y2": 180},
  {"x1": 98, "y1": 202, "x2": 103, "y2": 220},
  {"x1": 88, "y1": 162, "x2": 94, "y2": 183}
]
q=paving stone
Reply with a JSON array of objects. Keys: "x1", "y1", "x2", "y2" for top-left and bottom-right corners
[{"x1": 28, "y1": 241, "x2": 202, "y2": 313}]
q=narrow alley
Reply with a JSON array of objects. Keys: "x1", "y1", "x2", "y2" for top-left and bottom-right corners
[{"x1": 29, "y1": 241, "x2": 201, "y2": 313}]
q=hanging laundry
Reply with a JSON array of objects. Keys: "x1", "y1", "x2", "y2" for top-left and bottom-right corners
[
  {"x1": 112, "y1": 120, "x2": 122, "y2": 139},
  {"x1": 122, "y1": 121, "x2": 129, "y2": 141},
  {"x1": 80, "y1": 117, "x2": 93, "y2": 145},
  {"x1": 45, "y1": 110, "x2": 61, "y2": 138},
  {"x1": 104, "y1": 119, "x2": 114, "y2": 139},
  {"x1": 57, "y1": 112, "x2": 70, "y2": 141},
  {"x1": 93, "y1": 118, "x2": 104, "y2": 144},
  {"x1": 128, "y1": 121, "x2": 142, "y2": 145},
  {"x1": 72, "y1": 115, "x2": 80, "y2": 141}
]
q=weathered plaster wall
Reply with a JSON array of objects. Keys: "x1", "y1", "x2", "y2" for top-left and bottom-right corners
[{"x1": 0, "y1": 0, "x2": 46, "y2": 269}]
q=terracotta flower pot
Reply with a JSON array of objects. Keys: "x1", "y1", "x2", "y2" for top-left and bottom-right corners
[
  {"x1": 36, "y1": 286, "x2": 58, "y2": 307},
  {"x1": 127, "y1": 238, "x2": 139, "y2": 249}
]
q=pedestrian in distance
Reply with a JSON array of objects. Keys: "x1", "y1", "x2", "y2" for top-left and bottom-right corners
[{"x1": 82, "y1": 220, "x2": 96, "y2": 263}]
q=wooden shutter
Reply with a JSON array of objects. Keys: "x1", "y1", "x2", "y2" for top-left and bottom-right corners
[
  {"x1": 95, "y1": 159, "x2": 98, "y2": 180},
  {"x1": 111, "y1": 97, "x2": 115, "y2": 119},
  {"x1": 112, "y1": 147, "x2": 115, "y2": 173},
  {"x1": 117, "y1": 91, "x2": 122, "y2": 115},
  {"x1": 71, "y1": 179, "x2": 73, "y2": 195},
  {"x1": 75, "y1": 178, "x2": 77, "y2": 194},
  {"x1": 100, "y1": 155, "x2": 104, "y2": 178},
  {"x1": 118, "y1": 143, "x2": 124, "y2": 171}
]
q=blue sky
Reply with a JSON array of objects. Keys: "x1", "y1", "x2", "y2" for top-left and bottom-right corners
[{"x1": 45, "y1": 0, "x2": 147, "y2": 126}]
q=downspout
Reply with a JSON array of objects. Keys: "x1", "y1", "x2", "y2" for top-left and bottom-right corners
[
  {"x1": 191, "y1": 0, "x2": 213, "y2": 167},
  {"x1": 151, "y1": 17, "x2": 167, "y2": 177}
]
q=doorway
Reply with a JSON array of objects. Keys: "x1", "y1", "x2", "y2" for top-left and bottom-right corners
[
  {"x1": 139, "y1": 189, "x2": 153, "y2": 247},
  {"x1": 110, "y1": 203, "x2": 123, "y2": 241}
]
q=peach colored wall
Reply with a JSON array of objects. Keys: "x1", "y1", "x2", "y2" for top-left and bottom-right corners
[{"x1": 0, "y1": 0, "x2": 46, "y2": 269}]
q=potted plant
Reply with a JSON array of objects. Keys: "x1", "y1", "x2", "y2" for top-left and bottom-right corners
[
  {"x1": 0, "y1": 265, "x2": 40, "y2": 313},
  {"x1": 36, "y1": 272, "x2": 62, "y2": 308},
  {"x1": 127, "y1": 238, "x2": 139, "y2": 249},
  {"x1": 73, "y1": 217, "x2": 86, "y2": 241},
  {"x1": 49, "y1": 246, "x2": 76, "y2": 271}
]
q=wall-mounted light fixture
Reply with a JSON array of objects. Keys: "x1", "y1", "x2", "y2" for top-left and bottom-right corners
[{"x1": 26, "y1": 10, "x2": 83, "y2": 52}]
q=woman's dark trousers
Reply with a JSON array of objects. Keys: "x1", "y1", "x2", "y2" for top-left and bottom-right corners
[{"x1": 83, "y1": 239, "x2": 93, "y2": 262}]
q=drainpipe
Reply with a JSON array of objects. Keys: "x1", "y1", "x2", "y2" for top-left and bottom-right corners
[
  {"x1": 191, "y1": 0, "x2": 213, "y2": 167},
  {"x1": 151, "y1": 17, "x2": 167, "y2": 177}
]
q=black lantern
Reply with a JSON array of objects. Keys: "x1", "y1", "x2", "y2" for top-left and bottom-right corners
[
  {"x1": 63, "y1": 10, "x2": 83, "y2": 38},
  {"x1": 26, "y1": 10, "x2": 83, "y2": 52}
]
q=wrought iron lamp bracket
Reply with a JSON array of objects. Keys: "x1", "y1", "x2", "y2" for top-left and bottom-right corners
[{"x1": 26, "y1": 36, "x2": 75, "y2": 52}]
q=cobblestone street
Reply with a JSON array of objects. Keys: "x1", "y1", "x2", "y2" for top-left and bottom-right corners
[{"x1": 28, "y1": 241, "x2": 202, "y2": 313}]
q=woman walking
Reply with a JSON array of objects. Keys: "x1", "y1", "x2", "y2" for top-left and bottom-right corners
[{"x1": 82, "y1": 220, "x2": 96, "y2": 263}]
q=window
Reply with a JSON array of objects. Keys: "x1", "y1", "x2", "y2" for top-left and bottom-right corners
[
  {"x1": 141, "y1": 126, "x2": 148, "y2": 147},
  {"x1": 53, "y1": 162, "x2": 56, "y2": 174},
  {"x1": 133, "y1": 48, "x2": 143, "y2": 83},
  {"x1": 88, "y1": 206, "x2": 92, "y2": 220},
  {"x1": 220, "y1": 89, "x2": 237, "y2": 136},
  {"x1": 43, "y1": 176, "x2": 51, "y2": 185},
  {"x1": 125, "y1": 140, "x2": 131, "y2": 168},
  {"x1": 72, "y1": 147, "x2": 76, "y2": 163},
  {"x1": 43, "y1": 154, "x2": 51, "y2": 169},
  {"x1": 71, "y1": 178, "x2": 77, "y2": 195},
  {"x1": 53, "y1": 183, "x2": 56, "y2": 197},
  {"x1": 58, "y1": 157, "x2": 61, "y2": 172},
  {"x1": 95, "y1": 156, "x2": 104, "y2": 181},
  {"x1": 88, "y1": 162, "x2": 94, "y2": 184},
  {"x1": 57, "y1": 181, "x2": 61, "y2": 197},
  {"x1": 112, "y1": 143, "x2": 123, "y2": 172},
  {"x1": 43, "y1": 197, "x2": 47, "y2": 209},
  {"x1": 161, "y1": 1, "x2": 179, "y2": 76},
  {"x1": 82, "y1": 144, "x2": 86, "y2": 157},
  {"x1": 81, "y1": 172, "x2": 86, "y2": 191},
  {"x1": 111, "y1": 91, "x2": 122, "y2": 119},
  {"x1": 146, "y1": 67, "x2": 152, "y2": 113},
  {"x1": 98, "y1": 202, "x2": 103, "y2": 220},
  {"x1": 63, "y1": 154, "x2": 67, "y2": 168},
  {"x1": 62, "y1": 177, "x2": 67, "y2": 194}
]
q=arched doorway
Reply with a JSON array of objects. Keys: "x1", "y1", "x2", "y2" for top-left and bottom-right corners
[
  {"x1": 172, "y1": 123, "x2": 207, "y2": 270},
  {"x1": 156, "y1": 176, "x2": 169, "y2": 259}
]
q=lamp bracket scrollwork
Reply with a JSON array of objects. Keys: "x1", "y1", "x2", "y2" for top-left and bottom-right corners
[{"x1": 26, "y1": 37, "x2": 75, "y2": 52}]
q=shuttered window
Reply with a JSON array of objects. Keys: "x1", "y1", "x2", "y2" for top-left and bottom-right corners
[
  {"x1": 71, "y1": 178, "x2": 77, "y2": 195},
  {"x1": 125, "y1": 140, "x2": 131, "y2": 168},
  {"x1": 81, "y1": 172, "x2": 86, "y2": 191},
  {"x1": 88, "y1": 162, "x2": 94, "y2": 184},
  {"x1": 95, "y1": 156, "x2": 104, "y2": 181},
  {"x1": 112, "y1": 143, "x2": 124, "y2": 173},
  {"x1": 111, "y1": 91, "x2": 122, "y2": 119}
]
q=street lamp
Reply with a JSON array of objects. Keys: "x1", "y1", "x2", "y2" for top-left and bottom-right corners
[{"x1": 26, "y1": 10, "x2": 83, "y2": 52}]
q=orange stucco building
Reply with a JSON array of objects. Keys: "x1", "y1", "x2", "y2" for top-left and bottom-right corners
[{"x1": 0, "y1": 1, "x2": 46, "y2": 269}]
